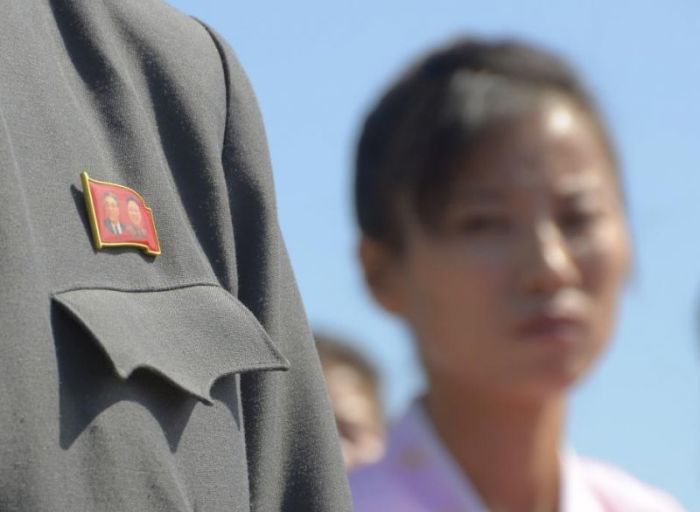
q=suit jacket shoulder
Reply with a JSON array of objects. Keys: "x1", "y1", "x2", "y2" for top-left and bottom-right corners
[{"x1": 0, "y1": 2, "x2": 349, "y2": 510}]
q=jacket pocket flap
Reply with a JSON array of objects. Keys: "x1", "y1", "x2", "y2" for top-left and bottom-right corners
[{"x1": 52, "y1": 285, "x2": 289, "y2": 404}]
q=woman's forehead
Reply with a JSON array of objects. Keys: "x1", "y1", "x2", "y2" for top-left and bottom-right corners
[
  {"x1": 446, "y1": 174, "x2": 610, "y2": 209},
  {"x1": 449, "y1": 100, "x2": 615, "y2": 194}
]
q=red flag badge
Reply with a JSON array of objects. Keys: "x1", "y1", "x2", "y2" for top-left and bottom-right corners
[{"x1": 81, "y1": 172, "x2": 161, "y2": 256}]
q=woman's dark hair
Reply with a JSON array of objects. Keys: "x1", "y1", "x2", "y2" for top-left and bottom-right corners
[{"x1": 354, "y1": 37, "x2": 617, "y2": 247}]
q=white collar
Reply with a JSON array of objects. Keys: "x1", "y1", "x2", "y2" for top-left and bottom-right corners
[{"x1": 397, "y1": 400, "x2": 603, "y2": 512}]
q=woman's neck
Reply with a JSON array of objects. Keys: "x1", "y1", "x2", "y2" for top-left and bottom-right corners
[{"x1": 424, "y1": 376, "x2": 566, "y2": 512}]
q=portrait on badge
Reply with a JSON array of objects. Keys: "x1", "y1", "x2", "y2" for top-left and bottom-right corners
[
  {"x1": 125, "y1": 196, "x2": 149, "y2": 239},
  {"x1": 81, "y1": 172, "x2": 161, "y2": 256},
  {"x1": 101, "y1": 191, "x2": 124, "y2": 236}
]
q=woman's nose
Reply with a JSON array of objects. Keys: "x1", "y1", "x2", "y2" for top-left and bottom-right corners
[{"x1": 518, "y1": 222, "x2": 581, "y2": 295}]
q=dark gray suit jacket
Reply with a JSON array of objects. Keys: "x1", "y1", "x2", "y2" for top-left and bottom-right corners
[{"x1": 0, "y1": 1, "x2": 350, "y2": 510}]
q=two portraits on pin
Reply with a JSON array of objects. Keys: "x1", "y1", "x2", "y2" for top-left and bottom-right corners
[{"x1": 82, "y1": 173, "x2": 160, "y2": 256}]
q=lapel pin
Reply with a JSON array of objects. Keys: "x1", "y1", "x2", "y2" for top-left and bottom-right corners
[{"x1": 81, "y1": 172, "x2": 161, "y2": 256}]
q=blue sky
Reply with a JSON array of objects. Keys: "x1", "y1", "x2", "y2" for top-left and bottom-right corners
[{"x1": 170, "y1": 0, "x2": 700, "y2": 507}]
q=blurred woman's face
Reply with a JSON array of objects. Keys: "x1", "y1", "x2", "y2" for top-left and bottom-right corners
[
  {"x1": 323, "y1": 363, "x2": 385, "y2": 471},
  {"x1": 385, "y1": 98, "x2": 630, "y2": 402}
]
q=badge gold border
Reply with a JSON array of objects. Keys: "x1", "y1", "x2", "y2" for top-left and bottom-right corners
[{"x1": 81, "y1": 171, "x2": 161, "y2": 256}]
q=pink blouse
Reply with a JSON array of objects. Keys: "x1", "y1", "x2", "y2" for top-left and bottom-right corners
[{"x1": 350, "y1": 401, "x2": 685, "y2": 511}]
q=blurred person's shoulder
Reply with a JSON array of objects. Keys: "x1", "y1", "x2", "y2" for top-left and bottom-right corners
[
  {"x1": 350, "y1": 401, "x2": 486, "y2": 512},
  {"x1": 570, "y1": 455, "x2": 686, "y2": 511},
  {"x1": 349, "y1": 407, "x2": 418, "y2": 510},
  {"x1": 350, "y1": 459, "x2": 414, "y2": 512}
]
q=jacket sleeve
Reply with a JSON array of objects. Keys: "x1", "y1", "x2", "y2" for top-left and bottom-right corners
[{"x1": 199, "y1": 24, "x2": 352, "y2": 511}]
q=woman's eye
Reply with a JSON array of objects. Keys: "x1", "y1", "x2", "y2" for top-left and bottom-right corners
[
  {"x1": 458, "y1": 214, "x2": 510, "y2": 233},
  {"x1": 559, "y1": 210, "x2": 600, "y2": 232}
]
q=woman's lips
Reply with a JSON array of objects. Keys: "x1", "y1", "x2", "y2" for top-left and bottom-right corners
[{"x1": 516, "y1": 314, "x2": 585, "y2": 343}]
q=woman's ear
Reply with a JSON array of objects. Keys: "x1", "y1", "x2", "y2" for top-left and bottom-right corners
[{"x1": 358, "y1": 236, "x2": 406, "y2": 316}]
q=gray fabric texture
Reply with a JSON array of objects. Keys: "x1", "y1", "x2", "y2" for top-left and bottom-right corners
[
  {"x1": 53, "y1": 286, "x2": 290, "y2": 404},
  {"x1": 0, "y1": 0, "x2": 351, "y2": 510}
]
